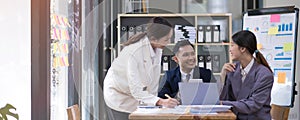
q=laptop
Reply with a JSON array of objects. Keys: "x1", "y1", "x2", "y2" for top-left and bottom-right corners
[{"x1": 178, "y1": 82, "x2": 220, "y2": 105}]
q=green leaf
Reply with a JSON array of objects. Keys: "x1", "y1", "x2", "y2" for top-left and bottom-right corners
[{"x1": 0, "y1": 104, "x2": 19, "y2": 120}]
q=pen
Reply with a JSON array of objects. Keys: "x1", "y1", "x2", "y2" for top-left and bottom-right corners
[
  {"x1": 165, "y1": 94, "x2": 171, "y2": 99},
  {"x1": 138, "y1": 106, "x2": 162, "y2": 109}
]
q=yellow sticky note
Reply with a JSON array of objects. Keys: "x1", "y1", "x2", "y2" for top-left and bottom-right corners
[
  {"x1": 59, "y1": 57, "x2": 64, "y2": 66},
  {"x1": 277, "y1": 72, "x2": 286, "y2": 84},
  {"x1": 53, "y1": 43, "x2": 58, "y2": 53},
  {"x1": 268, "y1": 27, "x2": 279, "y2": 35},
  {"x1": 64, "y1": 56, "x2": 69, "y2": 66},
  {"x1": 283, "y1": 42, "x2": 294, "y2": 52},
  {"x1": 257, "y1": 43, "x2": 263, "y2": 50},
  {"x1": 63, "y1": 17, "x2": 71, "y2": 27},
  {"x1": 52, "y1": 57, "x2": 58, "y2": 68}
]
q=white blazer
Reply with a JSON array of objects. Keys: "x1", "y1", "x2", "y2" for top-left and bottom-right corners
[{"x1": 104, "y1": 37, "x2": 162, "y2": 113}]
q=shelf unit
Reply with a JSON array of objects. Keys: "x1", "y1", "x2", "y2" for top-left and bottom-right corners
[{"x1": 117, "y1": 13, "x2": 232, "y2": 81}]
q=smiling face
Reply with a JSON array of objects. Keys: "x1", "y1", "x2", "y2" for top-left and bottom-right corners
[
  {"x1": 230, "y1": 41, "x2": 244, "y2": 61},
  {"x1": 173, "y1": 45, "x2": 196, "y2": 72}
]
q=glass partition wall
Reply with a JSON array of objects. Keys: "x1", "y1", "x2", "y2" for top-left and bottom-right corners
[
  {"x1": 47, "y1": 0, "x2": 258, "y2": 119},
  {"x1": 50, "y1": 0, "x2": 81, "y2": 119},
  {"x1": 49, "y1": 0, "x2": 114, "y2": 119}
]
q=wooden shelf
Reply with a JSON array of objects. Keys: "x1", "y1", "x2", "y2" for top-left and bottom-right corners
[{"x1": 117, "y1": 13, "x2": 232, "y2": 77}]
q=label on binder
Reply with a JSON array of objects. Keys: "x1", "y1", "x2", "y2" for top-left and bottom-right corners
[
  {"x1": 135, "y1": 26, "x2": 143, "y2": 34},
  {"x1": 205, "y1": 26, "x2": 212, "y2": 43},
  {"x1": 212, "y1": 55, "x2": 220, "y2": 72},
  {"x1": 198, "y1": 25, "x2": 204, "y2": 43},
  {"x1": 120, "y1": 26, "x2": 128, "y2": 43},
  {"x1": 128, "y1": 26, "x2": 135, "y2": 39},
  {"x1": 162, "y1": 56, "x2": 169, "y2": 71},
  {"x1": 206, "y1": 55, "x2": 212, "y2": 70},
  {"x1": 213, "y1": 25, "x2": 220, "y2": 43},
  {"x1": 198, "y1": 55, "x2": 205, "y2": 68}
]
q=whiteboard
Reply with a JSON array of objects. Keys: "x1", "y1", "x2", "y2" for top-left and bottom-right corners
[{"x1": 243, "y1": 7, "x2": 299, "y2": 107}]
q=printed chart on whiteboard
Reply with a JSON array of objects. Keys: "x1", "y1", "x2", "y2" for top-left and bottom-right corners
[{"x1": 243, "y1": 10, "x2": 298, "y2": 106}]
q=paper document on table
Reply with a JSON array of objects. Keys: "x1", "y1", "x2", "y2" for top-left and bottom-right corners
[
  {"x1": 133, "y1": 105, "x2": 232, "y2": 114},
  {"x1": 134, "y1": 107, "x2": 162, "y2": 114},
  {"x1": 134, "y1": 107, "x2": 187, "y2": 114},
  {"x1": 177, "y1": 105, "x2": 232, "y2": 114},
  {"x1": 189, "y1": 79, "x2": 203, "y2": 83}
]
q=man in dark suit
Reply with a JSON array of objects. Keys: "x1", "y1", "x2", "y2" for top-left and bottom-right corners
[{"x1": 158, "y1": 40, "x2": 216, "y2": 100}]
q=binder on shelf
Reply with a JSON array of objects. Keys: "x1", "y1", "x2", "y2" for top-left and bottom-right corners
[
  {"x1": 205, "y1": 26, "x2": 212, "y2": 43},
  {"x1": 205, "y1": 55, "x2": 212, "y2": 70},
  {"x1": 198, "y1": 55, "x2": 205, "y2": 68},
  {"x1": 197, "y1": 25, "x2": 205, "y2": 43},
  {"x1": 128, "y1": 25, "x2": 136, "y2": 39},
  {"x1": 143, "y1": 24, "x2": 147, "y2": 32},
  {"x1": 135, "y1": 25, "x2": 143, "y2": 34},
  {"x1": 120, "y1": 26, "x2": 128, "y2": 43},
  {"x1": 212, "y1": 55, "x2": 220, "y2": 73},
  {"x1": 162, "y1": 55, "x2": 170, "y2": 71},
  {"x1": 169, "y1": 56, "x2": 177, "y2": 70},
  {"x1": 213, "y1": 25, "x2": 220, "y2": 43}
]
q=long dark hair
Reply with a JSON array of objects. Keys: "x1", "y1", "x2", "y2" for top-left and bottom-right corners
[
  {"x1": 123, "y1": 17, "x2": 173, "y2": 46},
  {"x1": 232, "y1": 30, "x2": 272, "y2": 72}
]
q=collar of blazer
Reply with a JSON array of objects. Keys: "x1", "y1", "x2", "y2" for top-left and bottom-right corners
[{"x1": 193, "y1": 67, "x2": 200, "y2": 79}]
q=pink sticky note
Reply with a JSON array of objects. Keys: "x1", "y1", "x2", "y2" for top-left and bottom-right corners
[{"x1": 270, "y1": 14, "x2": 280, "y2": 22}]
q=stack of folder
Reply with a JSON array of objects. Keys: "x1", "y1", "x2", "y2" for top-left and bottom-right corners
[
  {"x1": 198, "y1": 54, "x2": 220, "y2": 73},
  {"x1": 174, "y1": 25, "x2": 197, "y2": 43},
  {"x1": 197, "y1": 25, "x2": 220, "y2": 43},
  {"x1": 120, "y1": 25, "x2": 146, "y2": 43}
]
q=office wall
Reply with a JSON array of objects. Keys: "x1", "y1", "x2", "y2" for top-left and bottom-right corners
[
  {"x1": 264, "y1": 1, "x2": 300, "y2": 120},
  {"x1": 0, "y1": 0, "x2": 31, "y2": 120},
  {"x1": 149, "y1": 0, "x2": 180, "y2": 13}
]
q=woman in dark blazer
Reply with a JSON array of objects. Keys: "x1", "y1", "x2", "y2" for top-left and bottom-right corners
[{"x1": 220, "y1": 30, "x2": 273, "y2": 120}]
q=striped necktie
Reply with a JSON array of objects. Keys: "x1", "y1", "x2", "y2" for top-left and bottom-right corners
[{"x1": 186, "y1": 74, "x2": 191, "y2": 82}]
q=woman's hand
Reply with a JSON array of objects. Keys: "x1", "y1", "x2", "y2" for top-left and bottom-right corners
[
  {"x1": 221, "y1": 63, "x2": 236, "y2": 74},
  {"x1": 220, "y1": 63, "x2": 236, "y2": 82},
  {"x1": 156, "y1": 98, "x2": 179, "y2": 108}
]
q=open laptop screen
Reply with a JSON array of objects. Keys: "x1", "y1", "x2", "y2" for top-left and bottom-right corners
[{"x1": 178, "y1": 82, "x2": 220, "y2": 105}]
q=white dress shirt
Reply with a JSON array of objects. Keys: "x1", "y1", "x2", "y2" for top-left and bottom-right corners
[
  {"x1": 241, "y1": 58, "x2": 254, "y2": 83},
  {"x1": 180, "y1": 69, "x2": 194, "y2": 82}
]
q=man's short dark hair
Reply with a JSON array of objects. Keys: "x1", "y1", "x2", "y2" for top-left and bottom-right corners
[{"x1": 173, "y1": 40, "x2": 195, "y2": 54}]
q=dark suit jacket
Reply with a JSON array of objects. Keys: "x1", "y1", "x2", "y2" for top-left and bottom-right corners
[
  {"x1": 220, "y1": 61, "x2": 273, "y2": 120},
  {"x1": 158, "y1": 66, "x2": 216, "y2": 99}
]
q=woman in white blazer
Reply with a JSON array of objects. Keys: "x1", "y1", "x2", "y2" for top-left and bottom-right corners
[{"x1": 104, "y1": 17, "x2": 179, "y2": 120}]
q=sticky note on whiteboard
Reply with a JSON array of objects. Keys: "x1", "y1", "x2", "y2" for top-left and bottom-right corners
[
  {"x1": 270, "y1": 14, "x2": 281, "y2": 22},
  {"x1": 277, "y1": 72, "x2": 286, "y2": 84},
  {"x1": 257, "y1": 43, "x2": 263, "y2": 50},
  {"x1": 283, "y1": 42, "x2": 294, "y2": 52},
  {"x1": 268, "y1": 27, "x2": 279, "y2": 35}
]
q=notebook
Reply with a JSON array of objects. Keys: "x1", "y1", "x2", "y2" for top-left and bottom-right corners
[{"x1": 178, "y1": 82, "x2": 220, "y2": 105}]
